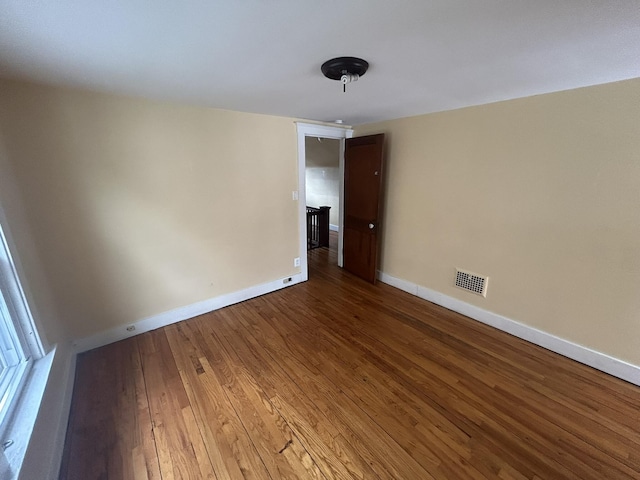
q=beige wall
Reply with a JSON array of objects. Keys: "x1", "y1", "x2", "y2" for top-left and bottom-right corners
[
  {"x1": 305, "y1": 137, "x2": 340, "y2": 226},
  {"x1": 0, "y1": 138, "x2": 69, "y2": 347},
  {"x1": 356, "y1": 78, "x2": 640, "y2": 366},
  {"x1": 0, "y1": 79, "x2": 300, "y2": 340}
]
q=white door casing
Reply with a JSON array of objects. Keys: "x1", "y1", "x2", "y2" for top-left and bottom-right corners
[{"x1": 295, "y1": 122, "x2": 353, "y2": 280}]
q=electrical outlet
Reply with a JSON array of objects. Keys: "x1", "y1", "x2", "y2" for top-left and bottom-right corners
[
  {"x1": 292, "y1": 190, "x2": 298, "y2": 201},
  {"x1": 126, "y1": 325, "x2": 135, "y2": 332},
  {"x1": 294, "y1": 257, "x2": 301, "y2": 267}
]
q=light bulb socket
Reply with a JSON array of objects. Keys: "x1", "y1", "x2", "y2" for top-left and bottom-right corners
[{"x1": 341, "y1": 73, "x2": 360, "y2": 84}]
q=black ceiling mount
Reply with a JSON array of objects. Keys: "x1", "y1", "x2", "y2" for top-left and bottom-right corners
[
  {"x1": 321, "y1": 57, "x2": 369, "y2": 92},
  {"x1": 321, "y1": 57, "x2": 369, "y2": 80}
]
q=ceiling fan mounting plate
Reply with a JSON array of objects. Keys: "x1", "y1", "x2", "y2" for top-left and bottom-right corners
[{"x1": 321, "y1": 57, "x2": 369, "y2": 80}]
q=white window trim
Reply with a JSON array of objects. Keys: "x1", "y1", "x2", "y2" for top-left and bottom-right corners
[
  {"x1": 0, "y1": 230, "x2": 45, "y2": 358},
  {"x1": 0, "y1": 212, "x2": 45, "y2": 434}
]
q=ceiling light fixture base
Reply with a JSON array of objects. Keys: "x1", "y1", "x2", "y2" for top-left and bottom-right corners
[{"x1": 321, "y1": 57, "x2": 369, "y2": 92}]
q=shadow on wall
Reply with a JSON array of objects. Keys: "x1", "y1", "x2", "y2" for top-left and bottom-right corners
[
  {"x1": 0, "y1": 95, "x2": 213, "y2": 340},
  {"x1": 0, "y1": 83, "x2": 298, "y2": 340},
  {"x1": 0, "y1": 133, "x2": 68, "y2": 347}
]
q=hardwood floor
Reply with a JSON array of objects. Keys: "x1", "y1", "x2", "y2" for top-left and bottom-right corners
[{"x1": 60, "y1": 235, "x2": 640, "y2": 479}]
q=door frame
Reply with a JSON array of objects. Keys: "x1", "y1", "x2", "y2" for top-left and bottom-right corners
[{"x1": 296, "y1": 122, "x2": 353, "y2": 280}]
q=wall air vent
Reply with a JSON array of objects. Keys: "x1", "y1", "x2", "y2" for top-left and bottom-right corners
[{"x1": 455, "y1": 269, "x2": 488, "y2": 297}]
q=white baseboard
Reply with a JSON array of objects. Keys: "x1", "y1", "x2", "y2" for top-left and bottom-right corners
[
  {"x1": 74, "y1": 273, "x2": 305, "y2": 353},
  {"x1": 378, "y1": 271, "x2": 640, "y2": 387},
  {"x1": 329, "y1": 224, "x2": 339, "y2": 232}
]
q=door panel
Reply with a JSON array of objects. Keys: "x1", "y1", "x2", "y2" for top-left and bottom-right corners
[{"x1": 343, "y1": 134, "x2": 385, "y2": 283}]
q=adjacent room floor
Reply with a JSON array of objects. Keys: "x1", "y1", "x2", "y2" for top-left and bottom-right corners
[{"x1": 60, "y1": 234, "x2": 640, "y2": 479}]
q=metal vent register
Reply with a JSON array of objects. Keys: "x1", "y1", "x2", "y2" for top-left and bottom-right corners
[{"x1": 455, "y1": 269, "x2": 488, "y2": 297}]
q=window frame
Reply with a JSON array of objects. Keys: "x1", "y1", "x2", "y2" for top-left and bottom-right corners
[{"x1": 0, "y1": 218, "x2": 45, "y2": 432}]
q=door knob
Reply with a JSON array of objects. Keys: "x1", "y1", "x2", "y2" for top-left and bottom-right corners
[{"x1": 368, "y1": 223, "x2": 375, "y2": 229}]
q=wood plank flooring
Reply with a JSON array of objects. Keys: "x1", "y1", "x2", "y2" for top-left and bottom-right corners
[{"x1": 60, "y1": 234, "x2": 640, "y2": 479}]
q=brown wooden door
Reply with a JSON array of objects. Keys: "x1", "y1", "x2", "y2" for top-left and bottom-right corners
[{"x1": 343, "y1": 133, "x2": 385, "y2": 283}]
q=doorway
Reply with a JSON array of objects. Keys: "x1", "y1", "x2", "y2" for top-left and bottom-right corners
[
  {"x1": 296, "y1": 123, "x2": 353, "y2": 281},
  {"x1": 305, "y1": 136, "x2": 340, "y2": 250}
]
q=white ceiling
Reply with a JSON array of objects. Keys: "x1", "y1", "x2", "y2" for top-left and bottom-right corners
[{"x1": 1, "y1": 1, "x2": 640, "y2": 125}]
